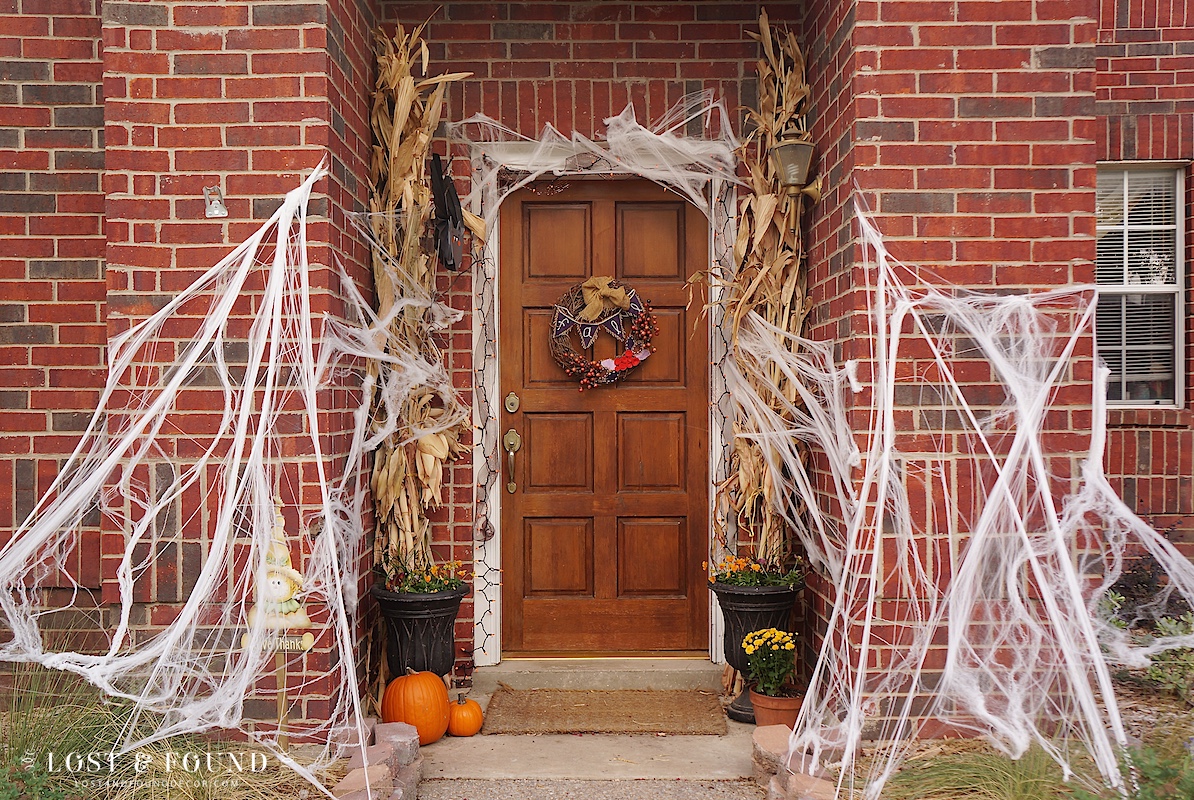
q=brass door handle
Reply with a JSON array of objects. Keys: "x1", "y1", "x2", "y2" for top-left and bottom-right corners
[{"x1": 503, "y1": 429, "x2": 522, "y2": 493}]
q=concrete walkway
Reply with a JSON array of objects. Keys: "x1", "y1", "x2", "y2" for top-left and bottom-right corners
[{"x1": 418, "y1": 778, "x2": 766, "y2": 800}]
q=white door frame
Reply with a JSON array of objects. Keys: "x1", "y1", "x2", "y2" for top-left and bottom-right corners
[{"x1": 470, "y1": 173, "x2": 734, "y2": 667}]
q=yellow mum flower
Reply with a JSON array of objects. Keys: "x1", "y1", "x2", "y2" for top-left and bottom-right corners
[{"x1": 785, "y1": 642, "x2": 795, "y2": 650}]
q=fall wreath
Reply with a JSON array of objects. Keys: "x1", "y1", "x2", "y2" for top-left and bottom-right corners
[{"x1": 549, "y1": 276, "x2": 659, "y2": 390}]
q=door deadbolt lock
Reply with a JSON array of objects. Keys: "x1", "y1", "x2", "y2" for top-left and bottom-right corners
[
  {"x1": 503, "y1": 429, "x2": 522, "y2": 493},
  {"x1": 504, "y1": 392, "x2": 520, "y2": 413}
]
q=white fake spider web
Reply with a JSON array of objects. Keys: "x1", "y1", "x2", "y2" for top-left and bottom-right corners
[
  {"x1": 0, "y1": 160, "x2": 466, "y2": 794},
  {"x1": 3, "y1": 114, "x2": 1192, "y2": 800},
  {"x1": 738, "y1": 201, "x2": 1194, "y2": 796}
]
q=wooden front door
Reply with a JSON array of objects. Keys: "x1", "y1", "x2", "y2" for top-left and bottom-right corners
[{"x1": 499, "y1": 179, "x2": 709, "y2": 654}]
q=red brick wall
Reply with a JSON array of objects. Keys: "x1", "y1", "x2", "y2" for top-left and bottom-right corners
[
  {"x1": 1097, "y1": 0, "x2": 1194, "y2": 552},
  {"x1": 1097, "y1": 0, "x2": 1194, "y2": 162},
  {"x1": 850, "y1": 0, "x2": 1102, "y2": 486},
  {"x1": 801, "y1": 0, "x2": 1103, "y2": 721},
  {"x1": 382, "y1": 1, "x2": 785, "y2": 140},
  {"x1": 853, "y1": 0, "x2": 1099, "y2": 286},
  {"x1": 0, "y1": 0, "x2": 105, "y2": 580},
  {"x1": 0, "y1": 0, "x2": 380, "y2": 721},
  {"x1": 99, "y1": 0, "x2": 380, "y2": 722}
]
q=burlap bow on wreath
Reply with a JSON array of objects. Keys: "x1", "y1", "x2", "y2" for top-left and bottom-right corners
[{"x1": 549, "y1": 276, "x2": 659, "y2": 390}]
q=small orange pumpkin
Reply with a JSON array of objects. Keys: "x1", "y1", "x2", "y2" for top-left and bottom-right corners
[
  {"x1": 447, "y1": 693, "x2": 483, "y2": 737},
  {"x1": 381, "y1": 669, "x2": 450, "y2": 745}
]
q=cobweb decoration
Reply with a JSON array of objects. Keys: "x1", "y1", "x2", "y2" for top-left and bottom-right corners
[
  {"x1": 0, "y1": 159, "x2": 460, "y2": 793},
  {"x1": 732, "y1": 201, "x2": 1194, "y2": 797},
  {"x1": 446, "y1": 89, "x2": 743, "y2": 662}
]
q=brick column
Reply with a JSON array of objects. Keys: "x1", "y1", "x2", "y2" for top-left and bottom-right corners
[
  {"x1": 802, "y1": 0, "x2": 1101, "y2": 725},
  {"x1": 98, "y1": 0, "x2": 378, "y2": 722},
  {"x1": 801, "y1": 0, "x2": 863, "y2": 668}
]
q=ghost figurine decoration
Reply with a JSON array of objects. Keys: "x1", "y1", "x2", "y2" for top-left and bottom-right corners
[{"x1": 247, "y1": 498, "x2": 311, "y2": 631}]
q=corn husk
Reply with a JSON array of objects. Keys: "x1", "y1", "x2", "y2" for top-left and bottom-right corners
[
  {"x1": 714, "y1": 11, "x2": 818, "y2": 567},
  {"x1": 367, "y1": 25, "x2": 477, "y2": 579}
]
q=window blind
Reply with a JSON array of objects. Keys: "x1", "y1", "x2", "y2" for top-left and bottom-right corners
[{"x1": 1095, "y1": 168, "x2": 1183, "y2": 405}]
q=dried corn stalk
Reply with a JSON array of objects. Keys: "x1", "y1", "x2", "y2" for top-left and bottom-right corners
[
  {"x1": 716, "y1": 11, "x2": 823, "y2": 567},
  {"x1": 367, "y1": 24, "x2": 478, "y2": 582}
]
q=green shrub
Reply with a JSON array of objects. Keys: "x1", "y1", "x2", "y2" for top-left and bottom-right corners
[
  {"x1": 1099, "y1": 590, "x2": 1129, "y2": 631},
  {"x1": 1145, "y1": 612, "x2": 1194, "y2": 701},
  {"x1": 0, "y1": 761, "x2": 77, "y2": 800},
  {"x1": 1069, "y1": 744, "x2": 1194, "y2": 800}
]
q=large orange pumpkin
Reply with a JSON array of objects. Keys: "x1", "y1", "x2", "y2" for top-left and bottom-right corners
[
  {"x1": 447, "y1": 693, "x2": 483, "y2": 737},
  {"x1": 381, "y1": 669, "x2": 450, "y2": 745}
]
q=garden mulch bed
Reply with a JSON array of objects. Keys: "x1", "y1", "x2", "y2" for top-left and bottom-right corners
[{"x1": 1109, "y1": 672, "x2": 1193, "y2": 746}]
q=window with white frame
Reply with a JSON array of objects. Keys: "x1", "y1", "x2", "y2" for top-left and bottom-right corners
[{"x1": 1095, "y1": 167, "x2": 1185, "y2": 406}]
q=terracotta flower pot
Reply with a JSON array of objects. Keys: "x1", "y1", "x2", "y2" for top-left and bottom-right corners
[{"x1": 749, "y1": 688, "x2": 803, "y2": 729}]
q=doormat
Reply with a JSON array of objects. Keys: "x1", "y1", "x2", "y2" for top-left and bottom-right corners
[{"x1": 480, "y1": 687, "x2": 727, "y2": 735}]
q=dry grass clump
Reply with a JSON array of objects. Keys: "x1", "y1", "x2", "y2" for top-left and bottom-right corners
[
  {"x1": 880, "y1": 744, "x2": 1074, "y2": 800},
  {"x1": 2, "y1": 661, "x2": 342, "y2": 800}
]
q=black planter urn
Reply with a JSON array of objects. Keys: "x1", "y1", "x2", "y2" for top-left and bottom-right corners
[
  {"x1": 709, "y1": 581, "x2": 801, "y2": 723},
  {"x1": 371, "y1": 583, "x2": 467, "y2": 678}
]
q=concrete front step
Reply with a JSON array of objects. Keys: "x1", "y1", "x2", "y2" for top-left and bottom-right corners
[
  {"x1": 470, "y1": 658, "x2": 725, "y2": 694},
  {"x1": 420, "y1": 728, "x2": 755, "y2": 781}
]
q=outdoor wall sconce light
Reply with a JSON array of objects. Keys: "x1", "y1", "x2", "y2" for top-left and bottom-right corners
[
  {"x1": 770, "y1": 138, "x2": 815, "y2": 189},
  {"x1": 203, "y1": 186, "x2": 228, "y2": 218}
]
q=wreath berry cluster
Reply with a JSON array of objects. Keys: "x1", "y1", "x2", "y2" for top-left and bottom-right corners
[{"x1": 549, "y1": 278, "x2": 659, "y2": 391}]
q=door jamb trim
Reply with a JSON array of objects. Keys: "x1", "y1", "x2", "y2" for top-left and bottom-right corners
[{"x1": 472, "y1": 178, "x2": 731, "y2": 667}]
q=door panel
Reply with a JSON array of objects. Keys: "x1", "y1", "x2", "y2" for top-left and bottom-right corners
[
  {"x1": 525, "y1": 518, "x2": 594, "y2": 597},
  {"x1": 525, "y1": 413, "x2": 593, "y2": 492},
  {"x1": 525, "y1": 205, "x2": 589, "y2": 278},
  {"x1": 617, "y1": 412, "x2": 686, "y2": 491},
  {"x1": 618, "y1": 518, "x2": 686, "y2": 597},
  {"x1": 629, "y1": 307, "x2": 686, "y2": 384},
  {"x1": 524, "y1": 310, "x2": 569, "y2": 386},
  {"x1": 500, "y1": 179, "x2": 709, "y2": 654},
  {"x1": 619, "y1": 204, "x2": 686, "y2": 279}
]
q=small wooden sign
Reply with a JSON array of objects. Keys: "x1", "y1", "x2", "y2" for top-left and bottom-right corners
[{"x1": 240, "y1": 631, "x2": 315, "y2": 652}]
